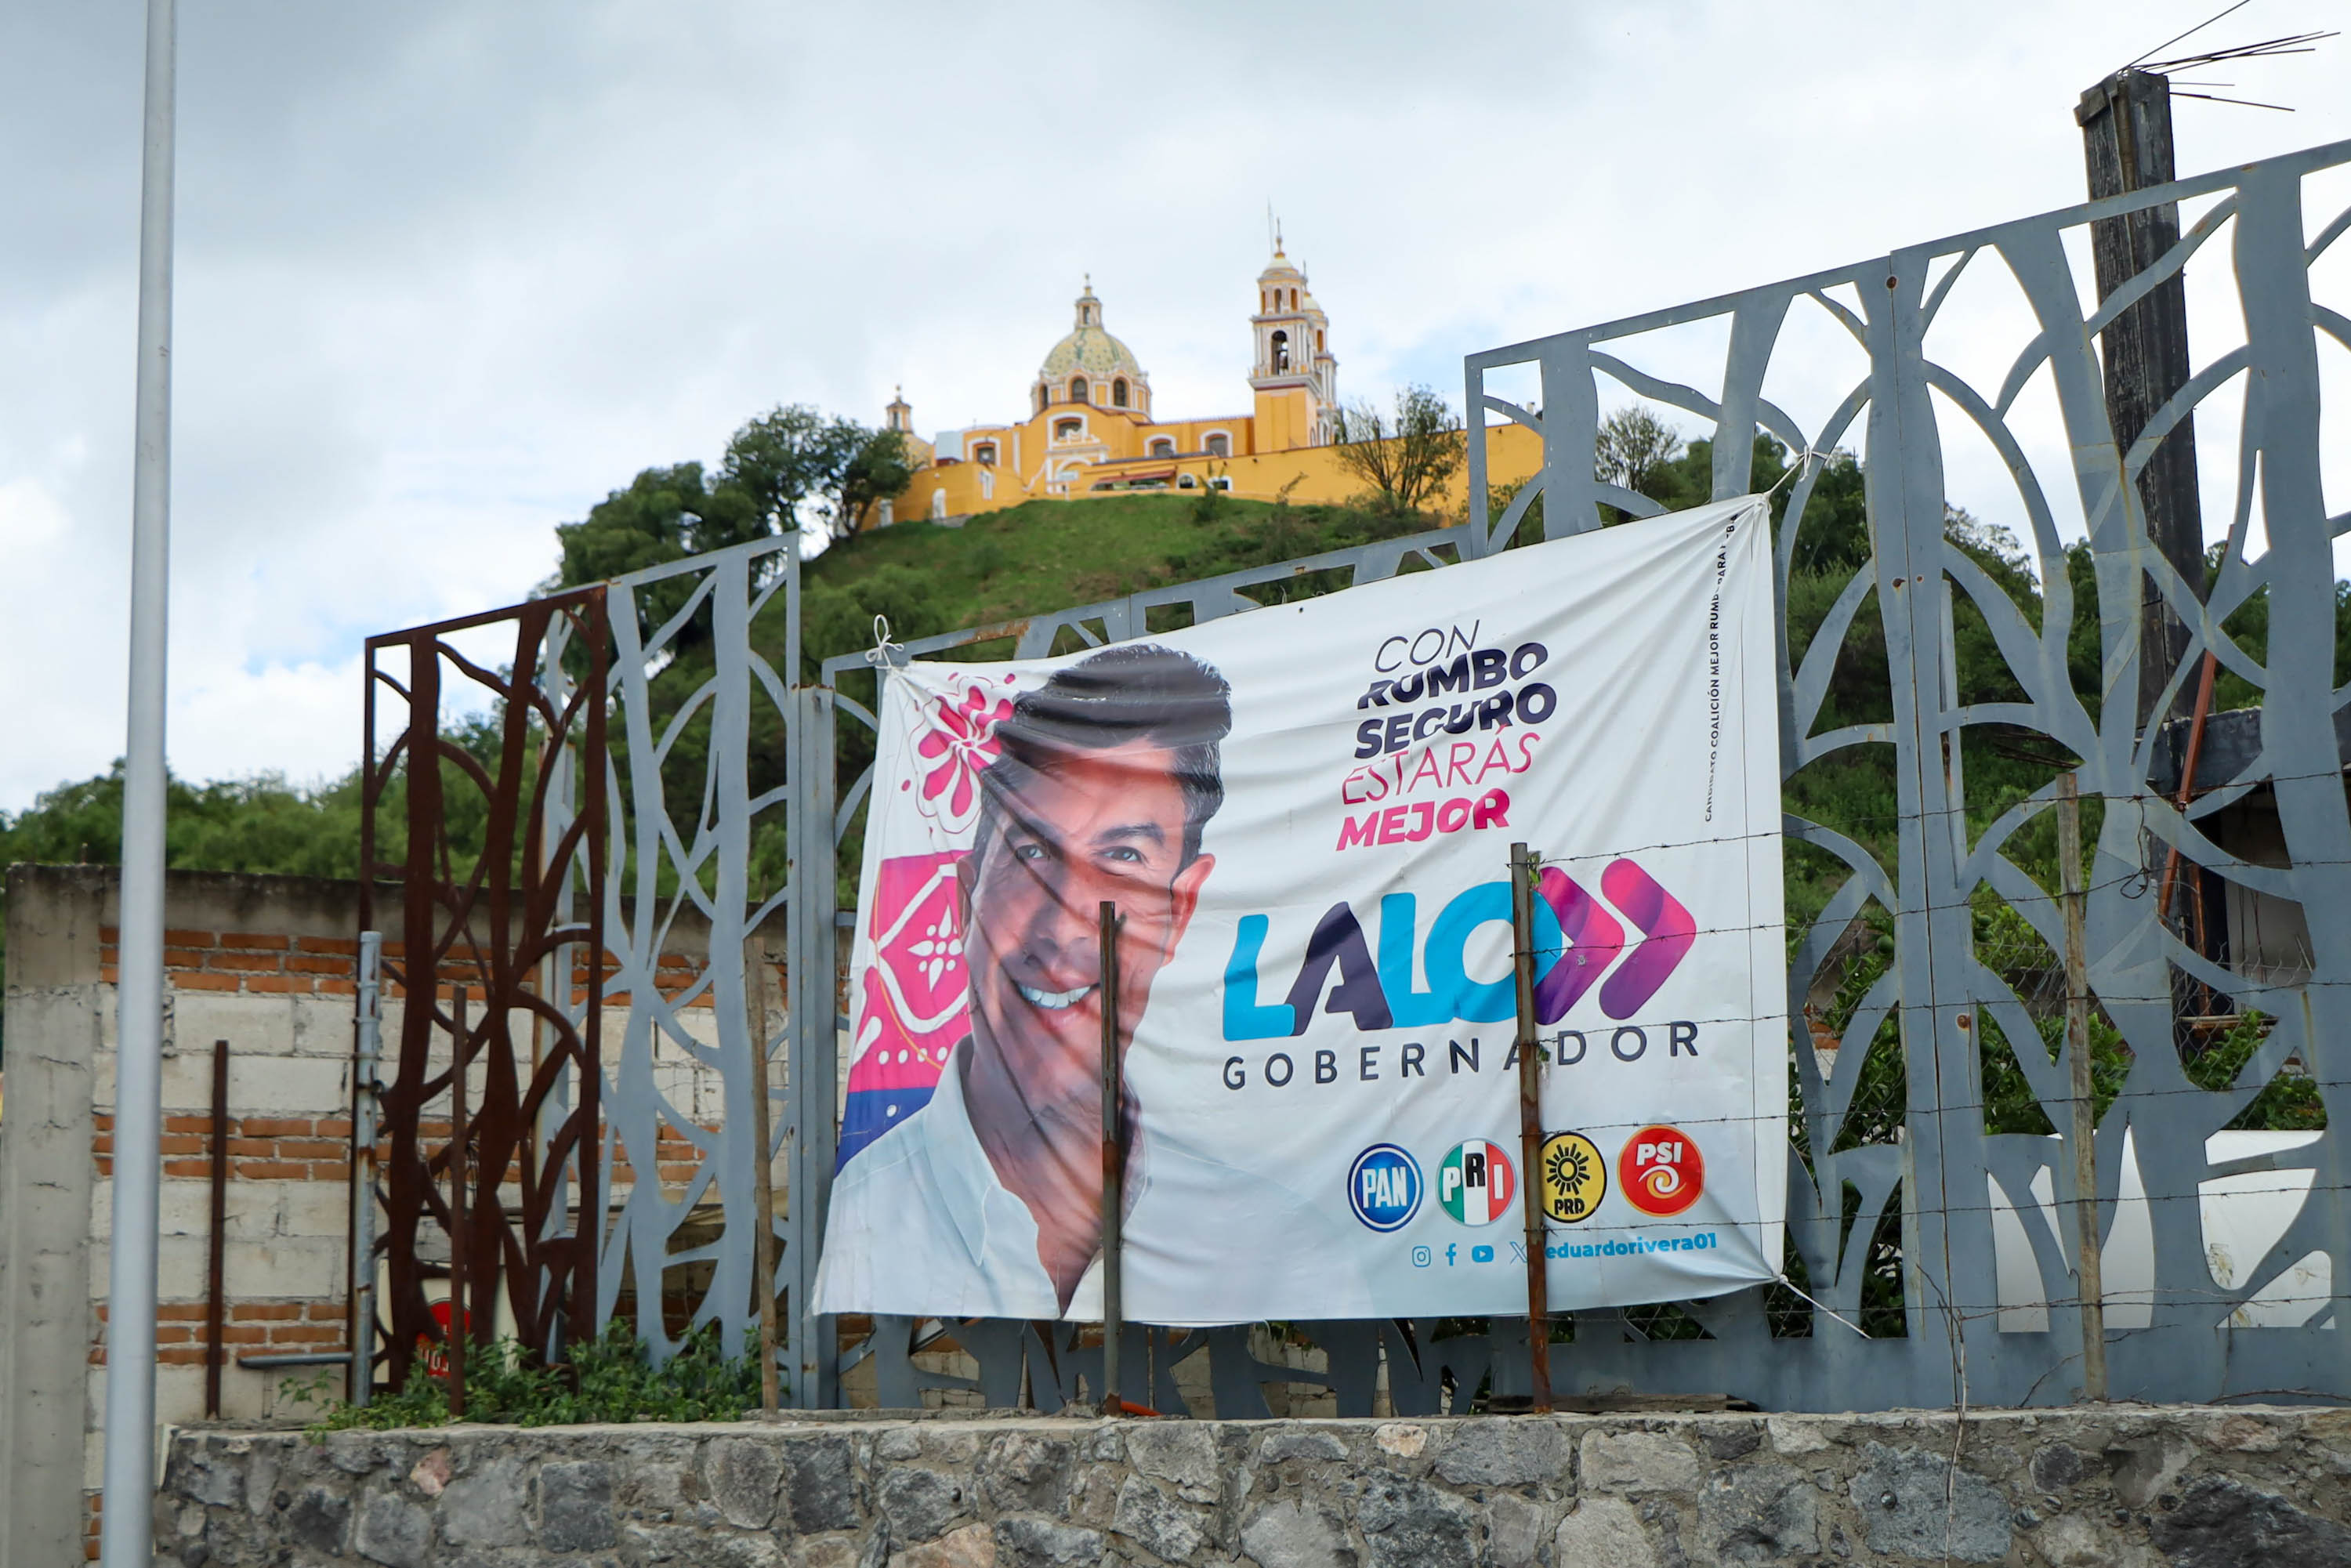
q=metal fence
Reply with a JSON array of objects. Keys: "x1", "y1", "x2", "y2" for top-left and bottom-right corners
[
  {"x1": 364, "y1": 136, "x2": 2351, "y2": 1414},
  {"x1": 357, "y1": 588, "x2": 608, "y2": 1396},
  {"x1": 1439, "y1": 134, "x2": 2351, "y2": 1409}
]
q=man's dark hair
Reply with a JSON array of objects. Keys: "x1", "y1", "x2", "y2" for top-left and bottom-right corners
[{"x1": 971, "y1": 643, "x2": 1232, "y2": 869}]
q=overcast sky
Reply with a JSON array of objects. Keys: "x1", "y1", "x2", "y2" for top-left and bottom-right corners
[{"x1": 2, "y1": 1, "x2": 2346, "y2": 810}]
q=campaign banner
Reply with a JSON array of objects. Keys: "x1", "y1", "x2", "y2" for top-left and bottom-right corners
[{"x1": 812, "y1": 496, "x2": 1787, "y2": 1326}]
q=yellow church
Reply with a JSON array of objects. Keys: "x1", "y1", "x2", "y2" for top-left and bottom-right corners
[{"x1": 867, "y1": 241, "x2": 1536, "y2": 527}]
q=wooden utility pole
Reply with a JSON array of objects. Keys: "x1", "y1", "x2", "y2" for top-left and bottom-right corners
[
  {"x1": 2055, "y1": 775, "x2": 2108, "y2": 1400},
  {"x1": 2076, "y1": 69, "x2": 2205, "y2": 730}
]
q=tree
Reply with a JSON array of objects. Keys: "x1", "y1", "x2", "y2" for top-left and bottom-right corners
[
  {"x1": 1332, "y1": 384, "x2": 1466, "y2": 515},
  {"x1": 552, "y1": 462, "x2": 763, "y2": 642},
  {"x1": 1595, "y1": 406, "x2": 1684, "y2": 498},
  {"x1": 830, "y1": 428, "x2": 915, "y2": 540},
  {"x1": 722, "y1": 405, "x2": 910, "y2": 545},
  {"x1": 723, "y1": 405, "x2": 857, "y2": 534}
]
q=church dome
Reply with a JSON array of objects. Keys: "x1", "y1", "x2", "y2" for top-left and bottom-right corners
[
  {"x1": 1034, "y1": 280, "x2": 1149, "y2": 413},
  {"x1": 1041, "y1": 324, "x2": 1142, "y2": 380}
]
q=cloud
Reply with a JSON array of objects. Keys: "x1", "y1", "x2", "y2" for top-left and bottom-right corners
[{"x1": 3, "y1": 0, "x2": 2346, "y2": 807}]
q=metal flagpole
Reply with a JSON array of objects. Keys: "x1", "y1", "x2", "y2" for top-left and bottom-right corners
[{"x1": 100, "y1": 0, "x2": 177, "y2": 1559}]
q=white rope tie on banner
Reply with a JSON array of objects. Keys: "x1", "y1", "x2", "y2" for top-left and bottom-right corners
[
  {"x1": 1765, "y1": 447, "x2": 1831, "y2": 498},
  {"x1": 864, "y1": 614, "x2": 907, "y2": 669},
  {"x1": 1773, "y1": 1272, "x2": 1873, "y2": 1338}
]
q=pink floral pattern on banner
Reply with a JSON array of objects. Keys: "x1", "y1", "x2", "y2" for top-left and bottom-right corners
[
  {"x1": 845, "y1": 852, "x2": 970, "y2": 1098},
  {"x1": 912, "y1": 678, "x2": 1012, "y2": 831}
]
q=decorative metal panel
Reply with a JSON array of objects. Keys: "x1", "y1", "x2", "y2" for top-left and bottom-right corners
[
  {"x1": 797, "y1": 137, "x2": 2351, "y2": 1413},
  {"x1": 480, "y1": 136, "x2": 2351, "y2": 1414},
  {"x1": 357, "y1": 588, "x2": 607, "y2": 1394},
  {"x1": 1453, "y1": 134, "x2": 2351, "y2": 1409},
  {"x1": 563, "y1": 537, "x2": 806, "y2": 1372}
]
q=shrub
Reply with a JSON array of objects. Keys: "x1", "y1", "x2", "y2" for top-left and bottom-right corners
[{"x1": 288, "y1": 1320, "x2": 766, "y2": 1432}]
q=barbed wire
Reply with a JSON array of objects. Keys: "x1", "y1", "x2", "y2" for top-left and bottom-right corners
[{"x1": 1482, "y1": 765, "x2": 2351, "y2": 853}]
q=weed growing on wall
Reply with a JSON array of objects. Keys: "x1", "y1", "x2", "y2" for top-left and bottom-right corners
[{"x1": 286, "y1": 1320, "x2": 766, "y2": 1432}]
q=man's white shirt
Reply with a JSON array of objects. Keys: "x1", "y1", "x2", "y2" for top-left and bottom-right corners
[{"x1": 813, "y1": 1044, "x2": 1373, "y2": 1325}]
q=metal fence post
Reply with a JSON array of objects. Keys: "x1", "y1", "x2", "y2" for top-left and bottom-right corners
[
  {"x1": 1098, "y1": 902, "x2": 1125, "y2": 1415},
  {"x1": 1509, "y1": 843, "x2": 1552, "y2": 1412},
  {"x1": 350, "y1": 932, "x2": 382, "y2": 1407},
  {"x1": 448, "y1": 984, "x2": 469, "y2": 1419},
  {"x1": 205, "y1": 1038, "x2": 230, "y2": 1419},
  {"x1": 747, "y1": 930, "x2": 781, "y2": 1411},
  {"x1": 789, "y1": 672, "x2": 842, "y2": 1409}
]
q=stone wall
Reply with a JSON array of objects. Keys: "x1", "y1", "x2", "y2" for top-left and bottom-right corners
[{"x1": 161, "y1": 1404, "x2": 2349, "y2": 1567}]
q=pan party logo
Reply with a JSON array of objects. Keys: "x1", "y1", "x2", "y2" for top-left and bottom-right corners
[
  {"x1": 1347, "y1": 1143, "x2": 1423, "y2": 1233},
  {"x1": 1538, "y1": 1132, "x2": 1607, "y2": 1224}
]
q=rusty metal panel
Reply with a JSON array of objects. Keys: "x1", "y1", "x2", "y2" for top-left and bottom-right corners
[{"x1": 357, "y1": 587, "x2": 608, "y2": 1396}]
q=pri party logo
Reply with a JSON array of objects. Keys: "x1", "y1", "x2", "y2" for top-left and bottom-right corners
[
  {"x1": 1618, "y1": 1124, "x2": 1704, "y2": 1217},
  {"x1": 838, "y1": 676, "x2": 1015, "y2": 1168},
  {"x1": 1437, "y1": 1139, "x2": 1516, "y2": 1226}
]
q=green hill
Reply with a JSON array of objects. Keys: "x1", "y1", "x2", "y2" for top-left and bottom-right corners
[{"x1": 792, "y1": 490, "x2": 1432, "y2": 673}]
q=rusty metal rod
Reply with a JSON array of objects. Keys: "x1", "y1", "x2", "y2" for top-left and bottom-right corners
[
  {"x1": 2056, "y1": 774, "x2": 2108, "y2": 1401},
  {"x1": 1509, "y1": 842, "x2": 1553, "y2": 1413},
  {"x1": 449, "y1": 984, "x2": 469, "y2": 1418},
  {"x1": 1098, "y1": 900, "x2": 1124, "y2": 1416},
  {"x1": 2154, "y1": 650, "x2": 2219, "y2": 929},
  {"x1": 205, "y1": 1037, "x2": 229, "y2": 1419}
]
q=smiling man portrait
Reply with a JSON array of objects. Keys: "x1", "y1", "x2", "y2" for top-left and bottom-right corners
[{"x1": 816, "y1": 642, "x2": 1370, "y2": 1323}]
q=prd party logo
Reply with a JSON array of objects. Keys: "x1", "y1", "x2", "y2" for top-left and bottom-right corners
[
  {"x1": 1437, "y1": 1139, "x2": 1516, "y2": 1226},
  {"x1": 1538, "y1": 1132, "x2": 1607, "y2": 1224},
  {"x1": 1348, "y1": 1144, "x2": 1422, "y2": 1233},
  {"x1": 1619, "y1": 1125, "x2": 1704, "y2": 1217}
]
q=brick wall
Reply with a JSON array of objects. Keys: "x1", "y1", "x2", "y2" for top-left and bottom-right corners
[
  {"x1": 96, "y1": 923, "x2": 726, "y2": 1011},
  {"x1": 99, "y1": 925, "x2": 363, "y2": 998}
]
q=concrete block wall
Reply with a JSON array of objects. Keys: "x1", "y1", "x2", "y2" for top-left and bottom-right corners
[{"x1": 1, "y1": 865, "x2": 757, "y2": 1566}]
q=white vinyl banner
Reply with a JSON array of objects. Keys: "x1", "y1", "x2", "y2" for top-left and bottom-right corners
[{"x1": 813, "y1": 497, "x2": 1787, "y2": 1326}]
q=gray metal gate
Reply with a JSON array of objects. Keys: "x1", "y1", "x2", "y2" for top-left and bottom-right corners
[{"x1": 516, "y1": 136, "x2": 2351, "y2": 1413}]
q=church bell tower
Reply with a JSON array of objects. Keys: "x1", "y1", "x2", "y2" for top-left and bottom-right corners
[{"x1": 1249, "y1": 228, "x2": 1338, "y2": 450}]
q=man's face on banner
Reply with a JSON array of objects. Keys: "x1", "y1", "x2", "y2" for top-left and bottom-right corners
[{"x1": 959, "y1": 737, "x2": 1215, "y2": 1106}]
